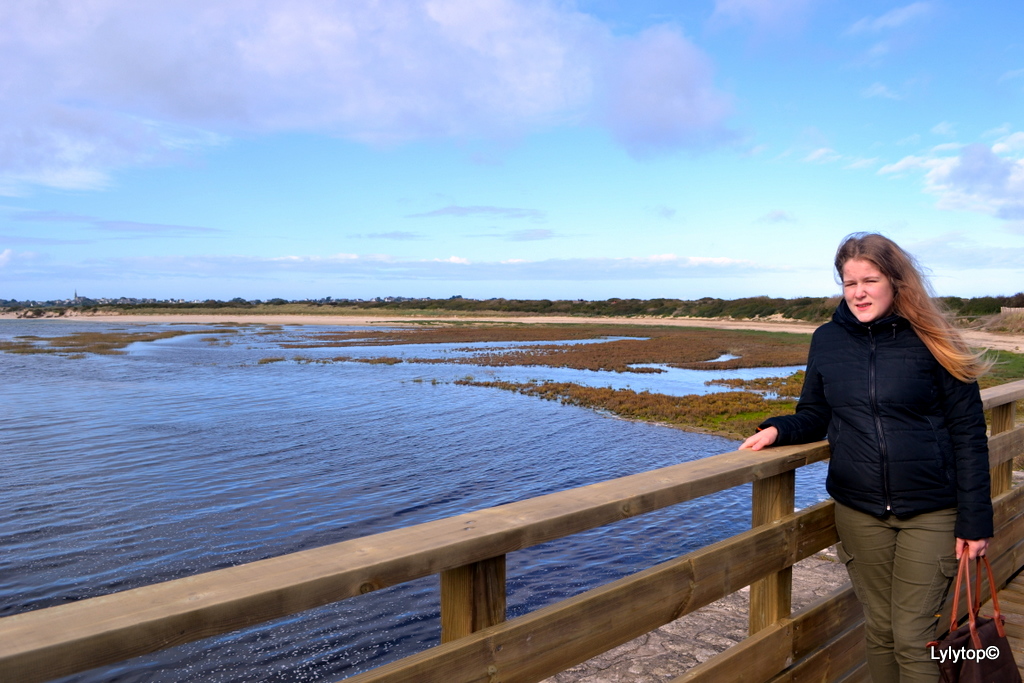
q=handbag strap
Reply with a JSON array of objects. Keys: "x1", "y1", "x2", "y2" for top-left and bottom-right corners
[
  {"x1": 978, "y1": 555, "x2": 1008, "y2": 639},
  {"x1": 948, "y1": 552, "x2": 983, "y2": 648}
]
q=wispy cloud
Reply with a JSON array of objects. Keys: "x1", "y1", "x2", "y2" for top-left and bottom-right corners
[
  {"x1": 710, "y1": 0, "x2": 817, "y2": 33},
  {"x1": 13, "y1": 210, "x2": 226, "y2": 236},
  {"x1": 998, "y1": 68, "x2": 1024, "y2": 84},
  {"x1": 653, "y1": 205, "x2": 677, "y2": 220},
  {"x1": 804, "y1": 148, "x2": 842, "y2": 164},
  {"x1": 349, "y1": 231, "x2": 425, "y2": 241},
  {"x1": 0, "y1": 233, "x2": 92, "y2": 245},
  {"x1": 507, "y1": 229, "x2": 554, "y2": 241},
  {"x1": 862, "y1": 83, "x2": 901, "y2": 100},
  {"x1": 848, "y1": 2, "x2": 932, "y2": 34},
  {"x1": 14, "y1": 210, "x2": 96, "y2": 223},
  {"x1": 931, "y1": 121, "x2": 956, "y2": 136},
  {"x1": 407, "y1": 205, "x2": 546, "y2": 222},
  {"x1": 3, "y1": 251, "x2": 772, "y2": 284},
  {"x1": 879, "y1": 135, "x2": 1024, "y2": 220},
  {"x1": 94, "y1": 221, "x2": 225, "y2": 235},
  {"x1": 758, "y1": 210, "x2": 796, "y2": 223},
  {"x1": 845, "y1": 158, "x2": 879, "y2": 170}
]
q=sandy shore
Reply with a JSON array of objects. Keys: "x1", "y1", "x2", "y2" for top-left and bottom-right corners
[{"x1": 3, "y1": 311, "x2": 1022, "y2": 352}]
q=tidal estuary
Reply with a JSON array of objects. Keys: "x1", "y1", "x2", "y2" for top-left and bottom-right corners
[{"x1": 0, "y1": 320, "x2": 824, "y2": 682}]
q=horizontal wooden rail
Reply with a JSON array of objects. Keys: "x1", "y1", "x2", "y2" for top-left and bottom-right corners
[
  {"x1": 1, "y1": 379, "x2": 1021, "y2": 683},
  {"x1": 0, "y1": 443, "x2": 830, "y2": 682},
  {"x1": 672, "y1": 479, "x2": 1024, "y2": 683},
  {"x1": 983, "y1": 381, "x2": 1024, "y2": 411},
  {"x1": 343, "y1": 500, "x2": 839, "y2": 683}
]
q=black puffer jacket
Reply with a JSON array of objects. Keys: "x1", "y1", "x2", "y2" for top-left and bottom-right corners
[{"x1": 763, "y1": 300, "x2": 993, "y2": 540}]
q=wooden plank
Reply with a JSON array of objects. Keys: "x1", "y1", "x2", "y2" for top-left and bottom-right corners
[
  {"x1": 833, "y1": 662, "x2": 871, "y2": 683},
  {"x1": 766, "y1": 622, "x2": 865, "y2": 683},
  {"x1": 440, "y1": 556, "x2": 506, "y2": 643},
  {"x1": 750, "y1": 471, "x2": 795, "y2": 635},
  {"x1": 675, "y1": 582, "x2": 861, "y2": 683},
  {"x1": 791, "y1": 586, "x2": 861, "y2": 661},
  {"x1": 982, "y1": 380, "x2": 1024, "y2": 411},
  {"x1": 990, "y1": 425, "x2": 1024, "y2": 468},
  {"x1": 991, "y1": 403, "x2": 1016, "y2": 496},
  {"x1": 686, "y1": 484, "x2": 1024, "y2": 683},
  {"x1": 0, "y1": 442, "x2": 830, "y2": 683},
  {"x1": 343, "y1": 501, "x2": 838, "y2": 683},
  {"x1": 673, "y1": 620, "x2": 794, "y2": 683}
]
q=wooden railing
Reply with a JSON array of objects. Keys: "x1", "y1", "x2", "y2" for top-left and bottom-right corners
[{"x1": 2, "y1": 380, "x2": 1023, "y2": 683}]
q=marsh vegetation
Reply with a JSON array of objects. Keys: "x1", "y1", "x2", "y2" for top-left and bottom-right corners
[{"x1": 0, "y1": 329, "x2": 232, "y2": 356}]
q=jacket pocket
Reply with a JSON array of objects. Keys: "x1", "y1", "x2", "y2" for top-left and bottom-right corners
[{"x1": 827, "y1": 416, "x2": 842, "y2": 447}]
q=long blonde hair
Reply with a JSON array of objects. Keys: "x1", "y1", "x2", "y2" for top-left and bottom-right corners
[{"x1": 834, "y1": 233, "x2": 989, "y2": 382}]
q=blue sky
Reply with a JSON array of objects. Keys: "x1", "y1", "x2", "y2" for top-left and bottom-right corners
[{"x1": 1, "y1": 0, "x2": 1022, "y2": 301}]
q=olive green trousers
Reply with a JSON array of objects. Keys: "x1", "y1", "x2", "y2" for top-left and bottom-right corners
[{"x1": 834, "y1": 501, "x2": 958, "y2": 683}]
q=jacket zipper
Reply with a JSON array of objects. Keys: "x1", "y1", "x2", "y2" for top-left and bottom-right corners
[{"x1": 868, "y1": 327, "x2": 892, "y2": 511}]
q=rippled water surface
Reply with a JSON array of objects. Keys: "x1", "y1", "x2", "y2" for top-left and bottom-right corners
[{"x1": 0, "y1": 320, "x2": 824, "y2": 682}]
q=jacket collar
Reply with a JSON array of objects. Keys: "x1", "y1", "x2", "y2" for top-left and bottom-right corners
[{"x1": 833, "y1": 299, "x2": 909, "y2": 336}]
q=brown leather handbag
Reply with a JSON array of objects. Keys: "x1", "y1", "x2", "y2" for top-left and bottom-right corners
[{"x1": 928, "y1": 554, "x2": 1022, "y2": 683}]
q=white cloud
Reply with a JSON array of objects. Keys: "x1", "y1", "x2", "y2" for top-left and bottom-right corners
[
  {"x1": 878, "y1": 155, "x2": 939, "y2": 175},
  {"x1": 0, "y1": 248, "x2": 12, "y2": 267},
  {"x1": 931, "y1": 121, "x2": 956, "y2": 136},
  {"x1": 0, "y1": 0, "x2": 734, "y2": 192},
  {"x1": 881, "y1": 140, "x2": 1024, "y2": 220},
  {"x1": 601, "y1": 25, "x2": 735, "y2": 157},
  {"x1": 993, "y1": 133, "x2": 1024, "y2": 154},
  {"x1": 848, "y1": 2, "x2": 932, "y2": 34}
]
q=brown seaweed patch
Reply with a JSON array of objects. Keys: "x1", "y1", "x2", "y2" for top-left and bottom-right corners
[
  {"x1": 456, "y1": 379, "x2": 797, "y2": 439},
  {"x1": 704, "y1": 371, "x2": 805, "y2": 397},
  {"x1": 0, "y1": 329, "x2": 222, "y2": 356},
  {"x1": 283, "y1": 325, "x2": 809, "y2": 373},
  {"x1": 354, "y1": 357, "x2": 404, "y2": 365}
]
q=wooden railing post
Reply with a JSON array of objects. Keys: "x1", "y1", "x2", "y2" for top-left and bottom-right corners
[
  {"x1": 749, "y1": 471, "x2": 795, "y2": 635},
  {"x1": 992, "y1": 401, "x2": 1016, "y2": 497},
  {"x1": 440, "y1": 555, "x2": 506, "y2": 643}
]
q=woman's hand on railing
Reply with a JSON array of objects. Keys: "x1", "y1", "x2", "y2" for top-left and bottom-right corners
[
  {"x1": 956, "y1": 537, "x2": 991, "y2": 560},
  {"x1": 740, "y1": 426, "x2": 778, "y2": 451}
]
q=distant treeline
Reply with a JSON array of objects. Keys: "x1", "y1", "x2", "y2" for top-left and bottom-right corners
[{"x1": 10, "y1": 293, "x2": 1023, "y2": 323}]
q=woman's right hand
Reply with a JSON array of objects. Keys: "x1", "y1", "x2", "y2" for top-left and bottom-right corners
[{"x1": 740, "y1": 426, "x2": 778, "y2": 451}]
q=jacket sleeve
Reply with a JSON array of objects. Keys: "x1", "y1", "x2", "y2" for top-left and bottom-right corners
[
  {"x1": 760, "y1": 330, "x2": 830, "y2": 446},
  {"x1": 939, "y1": 369, "x2": 994, "y2": 540}
]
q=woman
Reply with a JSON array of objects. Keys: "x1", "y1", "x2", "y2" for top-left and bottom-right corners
[{"x1": 740, "y1": 233, "x2": 992, "y2": 683}]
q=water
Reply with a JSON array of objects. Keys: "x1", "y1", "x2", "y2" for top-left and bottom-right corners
[{"x1": 0, "y1": 320, "x2": 825, "y2": 682}]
